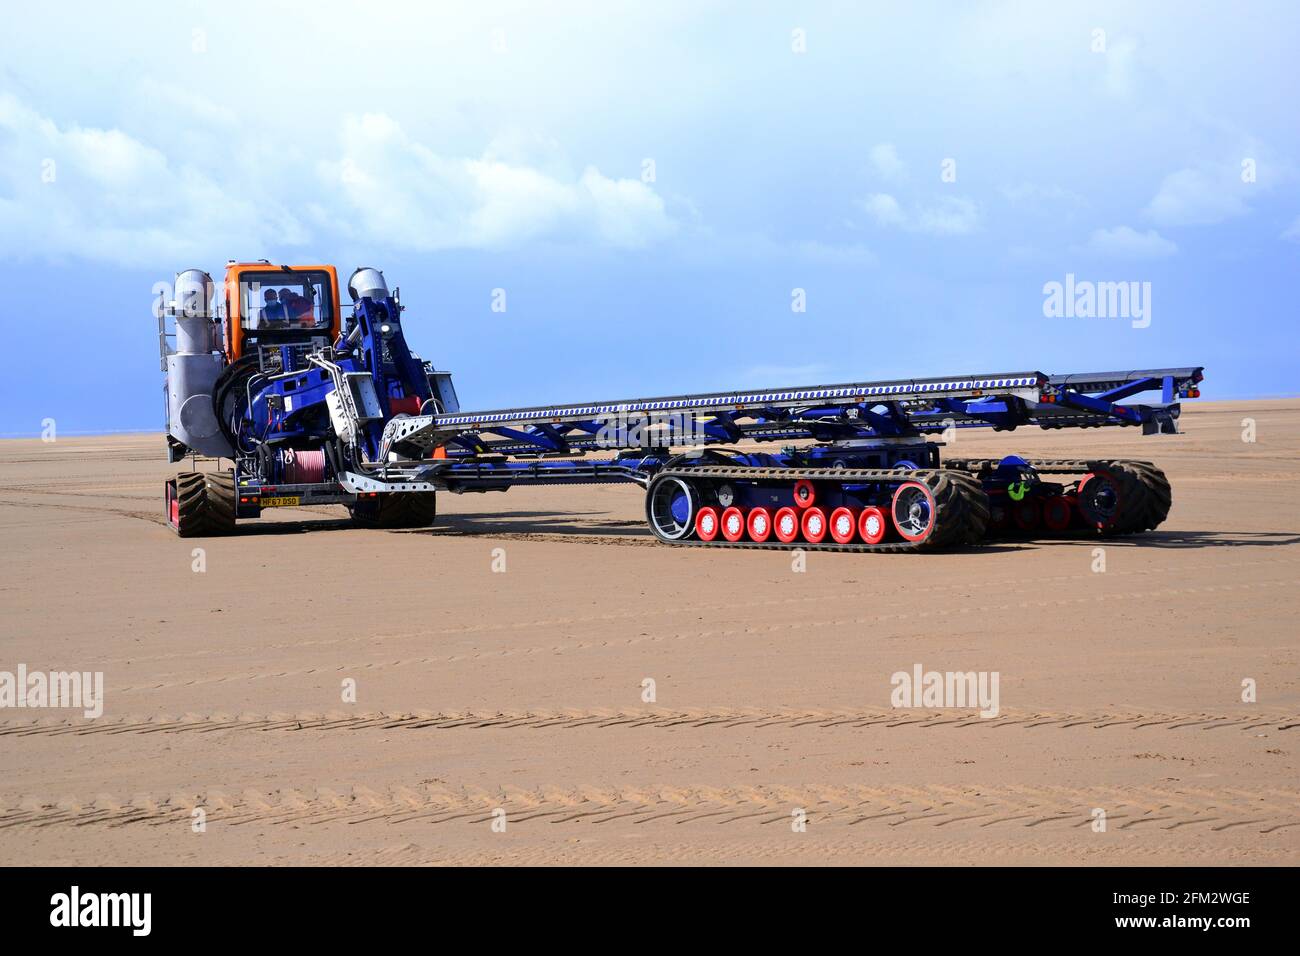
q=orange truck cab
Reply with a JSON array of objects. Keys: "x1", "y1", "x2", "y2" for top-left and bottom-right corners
[{"x1": 221, "y1": 262, "x2": 341, "y2": 362}]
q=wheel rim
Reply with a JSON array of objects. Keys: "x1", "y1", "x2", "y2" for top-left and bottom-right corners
[
  {"x1": 695, "y1": 506, "x2": 719, "y2": 541},
  {"x1": 722, "y1": 507, "x2": 746, "y2": 541},
  {"x1": 648, "y1": 477, "x2": 696, "y2": 540},
  {"x1": 1078, "y1": 473, "x2": 1121, "y2": 528},
  {"x1": 859, "y1": 506, "x2": 886, "y2": 544},
  {"x1": 716, "y1": 483, "x2": 736, "y2": 508},
  {"x1": 775, "y1": 507, "x2": 800, "y2": 542},
  {"x1": 792, "y1": 479, "x2": 815, "y2": 508},
  {"x1": 748, "y1": 508, "x2": 772, "y2": 542},
  {"x1": 830, "y1": 507, "x2": 858, "y2": 543},
  {"x1": 801, "y1": 507, "x2": 827, "y2": 542},
  {"x1": 892, "y1": 482, "x2": 935, "y2": 541},
  {"x1": 1043, "y1": 496, "x2": 1072, "y2": 532}
]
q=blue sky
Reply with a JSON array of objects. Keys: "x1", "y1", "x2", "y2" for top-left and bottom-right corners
[{"x1": 1, "y1": 1, "x2": 1297, "y2": 435}]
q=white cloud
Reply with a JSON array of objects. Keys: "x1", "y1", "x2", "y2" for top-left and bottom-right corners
[
  {"x1": 1282, "y1": 215, "x2": 1300, "y2": 242},
  {"x1": 914, "y1": 197, "x2": 980, "y2": 236},
  {"x1": 322, "y1": 113, "x2": 676, "y2": 251},
  {"x1": 1144, "y1": 166, "x2": 1250, "y2": 227},
  {"x1": 0, "y1": 93, "x2": 306, "y2": 267},
  {"x1": 861, "y1": 193, "x2": 906, "y2": 227},
  {"x1": 0, "y1": 95, "x2": 677, "y2": 267},
  {"x1": 859, "y1": 193, "x2": 979, "y2": 236},
  {"x1": 1082, "y1": 225, "x2": 1177, "y2": 259},
  {"x1": 869, "y1": 143, "x2": 906, "y2": 181}
]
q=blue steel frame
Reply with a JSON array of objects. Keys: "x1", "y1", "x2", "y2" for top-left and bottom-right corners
[{"x1": 215, "y1": 269, "x2": 1203, "y2": 508}]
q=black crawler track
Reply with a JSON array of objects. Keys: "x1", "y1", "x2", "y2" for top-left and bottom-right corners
[
  {"x1": 647, "y1": 465, "x2": 989, "y2": 552},
  {"x1": 945, "y1": 457, "x2": 1172, "y2": 535},
  {"x1": 348, "y1": 491, "x2": 438, "y2": 529}
]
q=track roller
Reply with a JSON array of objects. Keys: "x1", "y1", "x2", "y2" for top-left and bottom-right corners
[
  {"x1": 829, "y1": 506, "x2": 860, "y2": 544},
  {"x1": 721, "y1": 506, "x2": 747, "y2": 542},
  {"x1": 1041, "y1": 495, "x2": 1073, "y2": 533},
  {"x1": 792, "y1": 479, "x2": 816, "y2": 508},
  {"x1": 858, "y1": 506, "x2": 887, "y2": 544},
  {"x1": 747, "y1": 507, "x2": 773, "y2": 542},
  {"x1": 695, "y1": 506, "x2": 719, "y2": 541},
  {"x1": 1011, "y1": 498, "x2": 1039, "y2": 533},
  {"x1": 801, "y1": 506, "x2": 828, "y2": 543},
  {"x1": 774, "y1": 506, "x2": 801, "y2": 543}
]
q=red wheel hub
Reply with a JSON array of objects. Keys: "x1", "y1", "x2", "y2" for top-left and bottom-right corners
[
  {"x1": 774, "y1": 507, "x2": 801, "y2": 543},
  {"x1": 829, "y1": 506, "x2": 860, "y2": 544},
  {"x1": 1012, "y1": 498, "x2": 1040, "y2": 532},
  {"x1": 1042, "y1": 495, "x2": 1073, "y2": 533},
  {"x1": 721, "y1": 506, "x2": 747, "y2": 542},
  {"x1": 792, "y1": 479, "x2": 816, "y2": 509},
  {"x1": 747, "y1": 507, "x2": 773, "y2": 543},
  {"x1": 858, "y1": 506, "x2": 887, "y2": 544},
  {"x1": 801, "y1": 506, "x2": 828, "y2": 543},
  {"x1": 695, "y1": 506, "x2": 720, "y2": 541}
]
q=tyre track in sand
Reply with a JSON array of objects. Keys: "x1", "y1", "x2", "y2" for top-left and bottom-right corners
[
  {"x1": 2, "y1": 783, "x2": 1296, "y2": 834},
  {"x1": 2, "y1": 708, "x2": 1293, "y2": 737}
]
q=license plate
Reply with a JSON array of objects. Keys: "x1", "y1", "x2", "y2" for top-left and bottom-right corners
[{"x1": 260, "y1": 496, "x2": 300, "y2": 508}]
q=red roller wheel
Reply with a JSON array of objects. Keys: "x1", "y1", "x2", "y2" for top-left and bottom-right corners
[
  {"x1": 1012, "y1": 498, "x2": 1040, "y2": 532},
  {"x1": 774, "y1": 506, "x2": 801, "y2": 543},
  {"x1": 792, "y1": 479, "x2": 816, "y2": 509},
  {"x1": 829, "y1": 506, "x2": 860, "y2": 544},
  {"x1": 988, "y1": 494, "x2": 1012, "y2": 533},
  {"x1": 858, "y1": 506, "x2": 887, "y2": 544},
  {"x1": 721, "y1": 506, "x2": 747, "y2": 542},
  {"x1": 695, "y1": 506, "x2": 720, "y2": 541},
  {"x1": 747, "y1": 507, "x2": 773, "y2": 542},
  {"x1": 801, "y1": 506, "x2": 828, "y2": 543},
  {"x1": 1041, "y1": 495, "x2": 1073, "y2": 533},
  {"x1": 891, "y1": 480, "x2": 937, "y2": 543}
]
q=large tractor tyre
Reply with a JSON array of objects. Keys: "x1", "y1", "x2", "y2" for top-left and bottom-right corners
[
  {"x1": 1078, "y1": 461, "x2": 1171, "y2": 535},
  {"x1": 1121, "y1": 461, "x2": 1172, "y2": 532},
  {"x1": 171, "y1": 471, "x2": 236, "y2": 537},
  {"x1": 894, "y1": 471, "x2": 990, "y2": 550},
  {"x1": 348, "y1": 492, "x2": 437, "y2": 529}
]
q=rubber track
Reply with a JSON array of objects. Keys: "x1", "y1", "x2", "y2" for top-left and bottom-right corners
[
  {"x1": 651, "y1": 466, "x2": 989, "y2": 552},
  {"x1": 944, "y1": 457, "x2": 1158, "y2": 475},
  {"x1": 945, "y1": 457, "x2": 1172, "y2": 535},
  {"x1": 350, "y1": 491, "x2": 437, "y2": 529}
]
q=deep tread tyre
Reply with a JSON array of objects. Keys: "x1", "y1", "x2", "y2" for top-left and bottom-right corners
[
  {"x1": 1080, "y1": 461, "x2": 1171, "y2": 535},
  {"x1": 349, "y1": 492, "x2": 437, "y2": 529},
  {"x1": 913, "y1": 471, "x2": 990, "y2": 548},
  {"x1": 172, "y1": 471, "x2": 236, "y2": 537}
]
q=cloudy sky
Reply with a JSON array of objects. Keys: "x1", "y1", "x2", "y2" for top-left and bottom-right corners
[{"x1": 1, "y1": 1, "x2": 1297, "y2": 434}]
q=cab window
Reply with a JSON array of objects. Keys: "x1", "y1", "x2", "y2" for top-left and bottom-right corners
[{"x1": 240, "y1": 271, "x2": 333, "y2": 331}]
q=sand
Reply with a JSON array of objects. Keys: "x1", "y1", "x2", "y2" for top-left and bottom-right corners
[{"x1": 0, "y1": 399, "x2": 1296, "y2": 865}]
